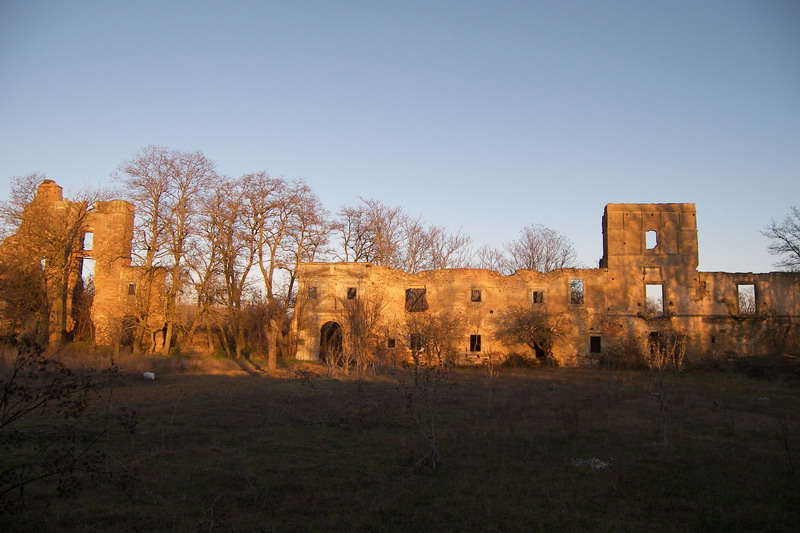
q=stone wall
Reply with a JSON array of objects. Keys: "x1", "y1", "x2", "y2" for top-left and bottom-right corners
[
  {"x1": 0, "y1": 180, "x2": 165, "y2": 347},
  {"x1": 293, "y1": 203, "x2": 800, "y2": 365}
]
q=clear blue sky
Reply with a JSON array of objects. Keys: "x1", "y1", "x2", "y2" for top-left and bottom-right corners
[{"x1": 1, "y1": 0, "x2": 798, "y2": 272}]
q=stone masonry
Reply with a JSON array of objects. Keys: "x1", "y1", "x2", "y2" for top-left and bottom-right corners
[{"x1": 292, "y1": 204, "x2": 800, "y2": 365}]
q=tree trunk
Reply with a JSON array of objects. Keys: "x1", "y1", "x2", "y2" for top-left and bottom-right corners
[
  {"x1": 266, "y1": 318, "x2": 278, "y2": 371},
  {"x1": 161, "y1": 320, "x2": 174, "y2": 355}
]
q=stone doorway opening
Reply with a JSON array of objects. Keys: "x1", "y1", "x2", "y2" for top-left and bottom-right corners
[{"x1": 319, "y1": 321, "x2": 343, "y2": 364}]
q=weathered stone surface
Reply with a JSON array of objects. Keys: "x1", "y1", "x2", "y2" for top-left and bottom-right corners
[
  {"x1": 0, "y1": 180, "x2": 165, "y2": 348},
  {"x1": 293, "y1": 204, "x2": 800, "y2": 365}
]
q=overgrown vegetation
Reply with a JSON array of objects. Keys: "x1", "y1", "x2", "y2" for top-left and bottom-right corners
[{"x1": 1, "y1": 351, "x2": 798, "y2": 532}]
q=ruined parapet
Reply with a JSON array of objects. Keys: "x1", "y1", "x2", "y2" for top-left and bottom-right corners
[
  {"x1": 600, "y1": 203, "x2": 698, "y2": 270},
  {"x1": 295, "y1": 203, "x2": 799, "y2": 366}
]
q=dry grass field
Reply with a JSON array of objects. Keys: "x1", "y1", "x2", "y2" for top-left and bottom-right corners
[{"x1": 2, "y1": 350, "x2": 799, "y2": 532}]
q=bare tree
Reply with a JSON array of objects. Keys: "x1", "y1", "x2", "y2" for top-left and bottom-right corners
[
  {"x1": 0, "y1": 181, "x2": 99, "y2": 346},
  {"x1": 0, "y1": 173, "x2": 43, "y2": 240},
  {"x1": 204, "y1": 176, "x2": 258, "y2": 359},
  {"x1": 494, "y1": 306, "x2": 568, "y2": 360},
  {"x1": 471, "y1": 243, "x2": 508, "y2": 273},
  {"x1": 402, "y1": 311, "x2": 463, "y2": 365},
  {"x1": 763, "y1": 206, "x2": 800, "y2": 271},
  {"x1": 116, "y1": 145, "x2": 217, "y2": 354},
  {"x1": 428, "y1": 226, "x2": 472, "y2": 270},
  {"x1": 335, "y1": 289, "x2": 388, "y2": 375},
  {"x1": 334, "y1": 200, "x2": 472, "y2": 273},
  {"x1": 504, "y1": 224, "x2": 578, "y2": 273}
]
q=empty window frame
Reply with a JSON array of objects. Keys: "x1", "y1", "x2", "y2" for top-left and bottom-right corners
[
  {"x1": 127, "y1": 283, "x2": 136, "y2": 296},
  {"x1": 645, "y1": 230, "x2": 658, "y2": 250},
  {"x1": 531, "y1": 290, "x2": 545, "y2": 304},
  {"x1": 470, "y1": 289, "x2": 482, "y2": 302},
  {"x1": 469, "y1": 334, "x2": 482, "y2": 352},
  {"x1": 645, "y1": 284, "x2": 664, "y2": 316},
  {"x1": 405, "y1": 288, "x2": 429, "y2": 312},
  {"x1": 737, "y1": 284, "x2": 756, "y2": 315},
  {"x1": 589, "y1": 336, "x2": 602, "y2": 354},
  {"x1": 346, "y1": 287, "x2": 357, "y2": 299},
  {"x1": 387, "y1": 338, "x2": 396, "y2": 349},
  {"x1": 409, "y1": 334, "x2": 423, "y2": 352},
  {"x1": 307, "y1": 286, "x2": 318, "y2": 299},
  {"x1": 569, "y1": 279, "x2": 584, "y2": 305},
  {"x1": 82, "y1": 232, "x2": 94, "y2": 252}
]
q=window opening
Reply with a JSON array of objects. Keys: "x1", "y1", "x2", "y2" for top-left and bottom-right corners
[
  {"x1": 83, "y1": 231, "x2": 94, "y2": 252},
  {"x1": 409, "y1": 334, "x2": 423, "y2": 352},
  {"x1": 645, "y1": 284, "x2": 664, "y2": 316},
  {"x1": 737, "y1": 284, "x2": 756, "y2": 315},
  {"x1": 405, "y1": 288, "x2": 429, "y2": 312},
  {"x1": 470, "y1": 289, "x2": 482, "y2": 302},
  {"x1": 307, "y1": 286, "x2": 318, "y2": 299},
  {"x1": 80, "y1": 258, "x2": 95, "y2": 284},
  {"x1": 645, "y1": 230, "x2": 658, "y2": 250},
  {"x1": 569, "y1": 280, "x2": 584, "y2": 305},
  {"x1": 127, "y1": 283, "x2": 136, "y2": 296},
  {"x1": 531, "y1": 290, "x2": 544, "y2": 304},
  {"x1": 590, "y1": 336, "x2": 602, "y2": 354},
  {"x1": 469, "y1": 334, "x2": 482, "y2": 352},
  {"x1": 346, "y1": 287, "x2": 357, "y2": 299},
  {"x1": 387, "y1": 338, "x2": 396, "y2": 349}
]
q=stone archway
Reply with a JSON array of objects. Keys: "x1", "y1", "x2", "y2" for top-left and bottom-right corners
[{"x1": 319, "y1": 321, "x2": 343, "y2": 364}]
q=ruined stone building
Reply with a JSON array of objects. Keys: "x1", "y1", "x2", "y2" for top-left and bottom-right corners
[
  {"x1": 293, "y1": 204, "x2": 800, "y2": 365},
  {"x1": 0, "y1": 180, "x2": 164, "y2": 348}
]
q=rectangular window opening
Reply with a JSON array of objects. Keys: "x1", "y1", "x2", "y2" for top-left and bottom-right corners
[
  {"x1": 645, "y1": 230, "x2": 658, "y2": 250},
  {"x1": 83, "y1": 231, "x2": 94, "y2": 252},
  {"x1": 569, "y1": 280, "x2": 584, "y2": 305},
  {"x1": 387, "y1": 338, "x2": 396, "y2": 349},
  {"x1": 589, "y1": 336, "x2": 602, "y2": 354},
  {"x1": 307, "y1": 286, "x2": 318, "y2": 299},
  {"x1": 469, "y1": 334, "x2": 482, "y2": 352},
  {"x1": 737, "y1": 284, "x2": 756, "y2": 315},
  {"x1": 405, "y1": 288, "x2": 429, "y2": 312},
  {"x1": 645, "y1": 284, "x2": 664, "y2": 316},
  {"x1": 531, "y1": 290, "x2": 544, "y2": 304},
  {"x1": 470, "y1": 289, "x2": 482, "y2": 302},
  {"x1": 127, "y1": 283, "x2": 136, "y2": 296},
  {"x1": 346, "y1": 287, "x2": 357, "y2": 300},
  {"x1": 409, "y1": 334, "x2": 423, "y2": 352}
]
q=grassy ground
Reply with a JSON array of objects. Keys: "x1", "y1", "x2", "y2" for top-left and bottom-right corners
[{"x1": 2, "y1": 355, "x2": 799, "y2": 532}]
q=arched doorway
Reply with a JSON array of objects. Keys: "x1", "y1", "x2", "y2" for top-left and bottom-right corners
[{"x1": 319, "y1": 321, "x2": 343, "y2": 364}]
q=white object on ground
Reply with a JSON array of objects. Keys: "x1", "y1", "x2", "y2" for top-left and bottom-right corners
[{"x1": 143, "y1": 372, "x2": 155, "y2": 380}]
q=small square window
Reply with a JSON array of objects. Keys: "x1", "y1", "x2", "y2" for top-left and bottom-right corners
[
  {"x1": 347, "y1": 287, "x2": 357, "y2": 299},
  {"x1": 307, "y1": 286, "x2": 318, "y2": 299},
  {"x1": 469, "y1": 334, "x2": 482, "y2": 352},
  {"x1": 471, "y1": 289, "x2": 482, "y2": 302},
  {"x1": 387, "y1": 338, "x2": 396, "y2": 349},
  {"x1": 405, "y1": 288, "x2": 429, "y2": 312},
  {"x1": 531, "y1": 290, "x2": 544, "y2": 304}
]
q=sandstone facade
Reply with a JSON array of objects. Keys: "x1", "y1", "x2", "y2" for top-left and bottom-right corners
[
  {"x1": 293, "y1": 204, "x2": 800, "y2": 365},
  {"x1": 0, "y1": 180, "x2": 165, "y2": 347}
]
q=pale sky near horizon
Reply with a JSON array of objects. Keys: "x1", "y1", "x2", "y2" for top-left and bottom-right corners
[{"x1": 1, "y1": 0, "x2": 798, "y2": 273}]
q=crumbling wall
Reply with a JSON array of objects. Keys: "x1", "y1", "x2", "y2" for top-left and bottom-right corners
[
  {"x1": 294, "y1": 203, "x2": 800, "y2": 365},
  {"x1": 0, "y1": 180, "x2": 165, "y2": 348}
]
